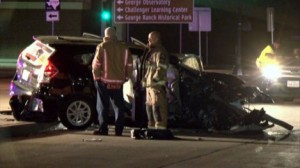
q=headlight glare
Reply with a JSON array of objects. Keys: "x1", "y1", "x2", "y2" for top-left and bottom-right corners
[{"x1": 262, "y1": 64, "x2": 281, "y2": 80}]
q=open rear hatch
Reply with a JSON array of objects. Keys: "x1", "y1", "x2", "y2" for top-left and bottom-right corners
[{"x1": 10, "y1": 40, "x2": 56, "y2": 96}]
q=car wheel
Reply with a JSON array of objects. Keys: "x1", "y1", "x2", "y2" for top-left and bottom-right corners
[
  {"x1": 59, "y1": 95, "x2": 96, "y2": 130},
  {"x1": 9, "y1": 95, "x2": 26, "y2": 120}
]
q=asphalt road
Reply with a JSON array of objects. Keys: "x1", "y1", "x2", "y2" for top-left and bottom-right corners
[
  {"x1": 1, "y1": 129, "x2": 300, "y2": 168},
  {"x1": 1, "y1": 70, "x2": 300, "y2": 167}
]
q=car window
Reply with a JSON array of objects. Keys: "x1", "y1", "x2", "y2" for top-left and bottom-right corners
[
  {"x1": 181, "y1": 55, "x2": 202, "y2": 71},
  {"x1": 48, "y1": 44, "x2": 96, "y2": 73},
  {"x1": 74, "y1": 53, "x2": 94, "y2": 65},
  {"x1": 130, "y1": 47, "x2": 144, "y2": 56}
]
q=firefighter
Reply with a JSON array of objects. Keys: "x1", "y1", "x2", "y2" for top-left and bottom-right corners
[
  {"x1": 92, "y1": 27, "x2": 133, "y2": 136},
  {"x1": 141, "y1": 31, "x2": 169, "y2": 129},
  {"x1": 256, "y1": 41, "x2": 280, "y2": 68}
]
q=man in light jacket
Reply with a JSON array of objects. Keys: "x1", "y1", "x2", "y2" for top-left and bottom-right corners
[
  {"x1": 141, "y1": 31, "x2": 169, "y2": 129},
  {"x1": 92, "y1": 27, "x2": 133, "y2": 136}
]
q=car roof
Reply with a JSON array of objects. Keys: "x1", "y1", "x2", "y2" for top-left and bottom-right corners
[
  {"x1": 34, "y1": 35, "x2": 102, "y2": 45},
  {"x1": 34, "y1": 34, "x2": 146, "y2": 51}
]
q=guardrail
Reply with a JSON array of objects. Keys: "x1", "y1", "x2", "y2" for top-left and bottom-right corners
[
  {"x1": 0, "y1": 59, "x2": 17, "y2": 69},
  {"x1": 0, "y1": 59, "x2": 16, "y2": 78}
]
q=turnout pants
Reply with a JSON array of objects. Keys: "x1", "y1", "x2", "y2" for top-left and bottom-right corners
[{"x1": 145, "y1": 87, "x2": 168, "y2": 129}]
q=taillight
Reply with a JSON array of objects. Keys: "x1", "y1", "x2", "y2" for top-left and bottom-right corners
[{"x1": 44, "y1": 60, "x2": 58, "y2": 79}]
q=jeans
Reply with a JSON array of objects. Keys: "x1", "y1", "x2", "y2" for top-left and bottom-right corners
[{"x1": 94, "y1": 81, "x2": 125, "y2": 135}]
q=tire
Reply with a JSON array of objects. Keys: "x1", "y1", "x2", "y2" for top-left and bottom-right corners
[
  {"x1": 9, "y1": 95, "x2": 27, "y2": 121},
  {"x1": 59, "y1": 95, "x2": 96, "y2": 130}
]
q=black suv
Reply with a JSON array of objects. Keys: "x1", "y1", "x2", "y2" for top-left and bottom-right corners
[{"x1": 9, "y1": 34, "x2": 144, "y2": 129}]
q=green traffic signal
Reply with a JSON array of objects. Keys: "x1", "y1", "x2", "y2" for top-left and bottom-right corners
[{"x1": 101, "y1": 10, "x2": 111, "y2": 21}]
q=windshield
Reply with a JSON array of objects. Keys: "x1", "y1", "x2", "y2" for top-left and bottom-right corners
[{"x1": 181, "y1": 54, "x2": 203, "y2": 71}]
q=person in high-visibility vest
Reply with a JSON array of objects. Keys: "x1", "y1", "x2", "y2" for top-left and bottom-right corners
[{"x1": 256, "y1": 41, "x2": 280, "y2": 68}]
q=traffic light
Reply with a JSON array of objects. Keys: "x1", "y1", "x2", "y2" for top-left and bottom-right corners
[
  {"x1": 101, "y1": 10, "x2": 111, "y2": 21},
  {"x1": 100, "y1": 1, "x2": 112, "y2": 26}
]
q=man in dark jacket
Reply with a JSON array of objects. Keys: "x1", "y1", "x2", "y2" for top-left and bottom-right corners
[{"x1": 92, "y1": 27, "x2": 133, "y2": 136}]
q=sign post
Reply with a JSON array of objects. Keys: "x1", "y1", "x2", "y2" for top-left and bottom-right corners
[
  {"x1": 114, "y1": 0, "x2": 193, "y2": 53},
  {"x1": 45, "y1": 0, "x2": 60, "y2": 35},
  {"x1": 188, "y1": 7, "x2": 211, "y2": 64},
  {"x1": 114, "y1": 0, "x2": 194, "y2": 23},
  {"x1": 267, "y1": 7, "x2": 274, "y2": 44}
]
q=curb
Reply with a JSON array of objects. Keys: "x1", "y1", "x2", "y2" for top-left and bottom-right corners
[{"x1": 0, "y1": 113, "x2": 60, "y2": 139}]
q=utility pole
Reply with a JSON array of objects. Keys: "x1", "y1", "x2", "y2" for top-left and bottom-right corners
[
  {"x1": 267, "y1": 7, "x2": 275, "y2": 44},
  {"x1": 233, "y1": 8, "x2": 243, "y2": 76}
]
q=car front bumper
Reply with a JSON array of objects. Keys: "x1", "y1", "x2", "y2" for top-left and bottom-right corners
[{"x1": 264, "y1": 77, "x2": 300, "y2": 98}]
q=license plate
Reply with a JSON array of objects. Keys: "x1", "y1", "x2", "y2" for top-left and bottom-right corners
[
  {"x1": 287, "y1": 80, "x2": 300, "y2": 88},
  {"x1": 21, "y1": 69, "x2": 30, "y2": 81}
]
